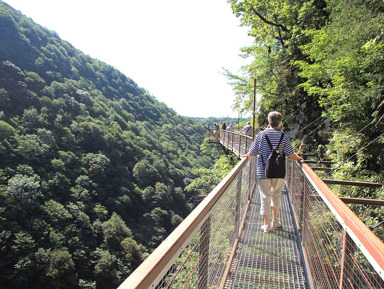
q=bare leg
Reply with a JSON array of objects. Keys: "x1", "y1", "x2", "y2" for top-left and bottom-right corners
[
  {"x1": 272, "y1": 206, "x2": 279, "y2": 221},
  {"x1": 264, "y1": 214, "x2": 270, "y2": 226}
]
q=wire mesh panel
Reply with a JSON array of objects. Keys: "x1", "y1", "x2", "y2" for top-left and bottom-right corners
[
  {"x1": 301, "y1": 177, "x2": 343, "y2": 289},
  {"x1": 287, "y1": 161, "x2": 305, "y2": 231},
  {"x1": 119, "y1": 157, "x2": 256, "y2": 289},
  {"x1": 287, "y1": 160, "x2": 384, "y2": 289},
  {"x1": 219, "y1": 132, "x2": 252, "y2": 157},
  {"x1": 155, "y1": 161, "x2": 253, "y2": 288}
]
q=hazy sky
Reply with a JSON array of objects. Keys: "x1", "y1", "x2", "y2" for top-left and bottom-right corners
[{"x1": 4, "y1": 0, "x2": 253, "y2": 118}]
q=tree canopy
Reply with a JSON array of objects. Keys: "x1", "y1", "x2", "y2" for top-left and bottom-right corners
[
  {"x1": 0, "y1": 1, "x2": 219, "y2": 288},
  {"x1": 226, "y1": 0, "x2": 384, "y2": 238}
]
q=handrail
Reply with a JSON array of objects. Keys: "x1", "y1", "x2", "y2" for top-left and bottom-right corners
[{"x1": 322, "y1": 179, "x2": 384, "y2": 188}]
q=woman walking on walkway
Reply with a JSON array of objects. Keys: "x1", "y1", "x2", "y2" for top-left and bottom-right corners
[{"x1": 244, "y1": 111, "x2": 303, "y2": 232}]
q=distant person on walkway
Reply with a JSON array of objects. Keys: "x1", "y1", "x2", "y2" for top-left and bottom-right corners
[
  {"x1": 214, "y1": 122, "x2": 220, "y2": 138},
  {"x1": 226, "y1": 124, "x2": 233, "y2": 132},
  {"x1": 221, "y1": 123, "x2": 227, "y2": 130},
  {"x1": 244, "y1": 112, "x2": 303, "y2": 233},
  {"x1": 240, "y1": 122, "x2": 253, "y2": 136}
]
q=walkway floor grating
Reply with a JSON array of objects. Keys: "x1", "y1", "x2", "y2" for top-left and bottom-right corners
[{"x1": 224, "y1": 186, "x2": 310, "y2": 289}]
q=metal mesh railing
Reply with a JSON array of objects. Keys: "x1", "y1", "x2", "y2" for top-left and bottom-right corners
[
  {"x1": 287, "y1": 160, "x2": 384, "y2": 289},
  {"x1": 219, "y1": 130, "x2": 252, "y2": 156},
  {"x1": 119, "y1": 157, "x2": 257, "y2": 289},
  {"x1": 119, "y1": 133, "x2": 384, "y2": 289}
]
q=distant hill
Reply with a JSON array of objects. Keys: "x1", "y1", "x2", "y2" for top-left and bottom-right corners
[{"x1": 0, "y1": 1, "x2": 216, "y2": 288}]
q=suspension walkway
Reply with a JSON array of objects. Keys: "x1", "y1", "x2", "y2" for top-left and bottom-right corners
[{"x1": 119, "y1": 130, "x2": 384, "y2": 289}]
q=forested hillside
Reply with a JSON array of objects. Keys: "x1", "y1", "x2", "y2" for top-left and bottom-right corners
[
  {"x1": 227, "y1": 0, "x2": 383, "y2": 237},
  {"x1": 0, "y1": 2, "x2": 219, "y2": 288}
]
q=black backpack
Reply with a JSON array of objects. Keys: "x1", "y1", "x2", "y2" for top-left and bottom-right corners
[{"x1": 262, "y1": 132, "x2": 286, "y2": 178}]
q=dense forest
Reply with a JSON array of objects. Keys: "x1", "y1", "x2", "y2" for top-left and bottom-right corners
[
  {"x1": 0, "y1": 2, "x2": 229, "y2": 288},
  {"x1": 1, "y1": 0, "x2": 384, "y2": 288},
  {"x1": 226, "y1": 0, "x2": 383, "y2": 237}
]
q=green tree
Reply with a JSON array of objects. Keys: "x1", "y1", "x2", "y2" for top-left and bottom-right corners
[
  {"x1": 0, "y1": 120, "x2": 15, "y2": 141},
  {"x1": 121, "y1": 237, "x2": 144, "y2": 270},
  {"x1": 296, "y1": 0, "x2": 384, "y2": 173},
  {"x1": 46, "y1": 250, "x2": 78, "y2": 289},
  {"x1": 7, "y1": 173, "x2": 41, "y2": 207},
  {"x1": 43, "y1": 199, "x2": 72, "y2": 226},
  {"x1": 227, "y1": 0, "x2": 329, "y2": 148},
  {"x1": 132, "y1": 160, "x2": 161, "y2": 188},
  {"x1": 102, "y1": 212, "x2": 132, "y2": 250},
  {"x1": 70, "y1": 175, "x2": 96, "y2": 202},
  {"x1": 93, "y1": 250, "x2": 121, "y2": 288}
]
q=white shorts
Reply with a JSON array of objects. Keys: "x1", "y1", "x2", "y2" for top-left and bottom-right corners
[{"x1": 258, "y1": 178, "x2": 286, "y2": 216}]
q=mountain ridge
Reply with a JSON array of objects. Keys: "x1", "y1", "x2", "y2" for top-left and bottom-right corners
[{"x1": 0, "y1": 1, "x2": 216, "y2": 288}]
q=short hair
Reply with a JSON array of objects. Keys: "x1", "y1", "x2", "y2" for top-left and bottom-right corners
[{"x1": 268, "y1": 111, "x2": 282, "y2": 128}]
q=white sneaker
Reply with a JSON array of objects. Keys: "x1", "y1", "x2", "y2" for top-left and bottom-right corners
[
  {"x1": 261, "y1": 224, "x2": 270, "y2": 233},
  {"x1": 272, "y1": 220, "x2": 282, "y2": 229}
]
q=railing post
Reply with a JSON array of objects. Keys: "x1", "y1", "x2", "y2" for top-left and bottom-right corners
[
  {"x1": 235, "y1": 170, "x2": 242, "y2": 236},
  {"x1": 198, "y1": 216, "x2": 211, "y2": 289},
  {"x1": 339, "y1": 230, "x2": 355, "y2": 289},
  {"x1": 244, "y1": 137, "x2": 247, "y2": 155},
  {"x1": 231, "y1": 132, "x2": 234, "y2": 152},
  {"x1": 300, "y1": 171, "x2": 306, "y2": 231},
  {"x1": 248, "y1": 159, "x2": 253, "y2": 201},
  {"x1": 289, "y1": 159, "x2": 294, "y2": 200},
  {"x1": 238, "y1": 135, "x2": 242, "y2": 156}
]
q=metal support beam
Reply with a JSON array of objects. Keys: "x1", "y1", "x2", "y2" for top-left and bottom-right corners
[{"x1": 322, "y1": 179, "x2": 383, "y2": 188}]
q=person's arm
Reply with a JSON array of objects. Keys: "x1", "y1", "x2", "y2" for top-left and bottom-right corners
[{"x1": 288, "y1": 153, "x2": 304, "y2": 162}]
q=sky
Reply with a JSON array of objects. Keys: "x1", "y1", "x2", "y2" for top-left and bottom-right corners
[{"x1": 4, "y1": 0, "x2": 253, "y2": 118}]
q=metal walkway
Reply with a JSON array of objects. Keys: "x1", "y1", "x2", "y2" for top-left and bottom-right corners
[
  {"x1": 224, "y1": 186, "x2": 309, "y2": 289},
  {"x1": 119, "y1": 131, "x2": 384, "y2": 289}
]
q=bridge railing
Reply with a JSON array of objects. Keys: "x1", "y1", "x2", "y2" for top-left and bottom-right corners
[
  {"x1": 119, "y1": 155, "x2": 257, "y2": 289},
  {"x1": 119, "y1": 133, "x2": 384, "y2": 288},
  {"x1": 287, "y1": 160, "x2": 384, "y2": 289},
  {"x1": 219, "y1": 130, "x2": 253, "y2": 156}
]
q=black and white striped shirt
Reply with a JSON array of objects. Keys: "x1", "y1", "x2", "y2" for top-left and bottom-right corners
[{"x1": 248, "y1": 128, "x2": 295, "y2": 179}]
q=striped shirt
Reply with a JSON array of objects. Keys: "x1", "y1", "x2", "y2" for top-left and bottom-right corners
[{"x1": 248, "y1": 128, "x2": 295, "y2": 179}]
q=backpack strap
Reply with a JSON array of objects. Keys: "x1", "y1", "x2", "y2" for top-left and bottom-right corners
[
  {"x1": 264, "y1": 133, "x2": 273, "y2": 150},
  {"x1": 276, "y1": 132, "x2": 285, "y2": 151},
  {"x1": 264, "y1": 132, "x2": 285, "y2": 151},
  {"x1": 259, "y1": 132, "x2": 267, "y2": 166}
]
